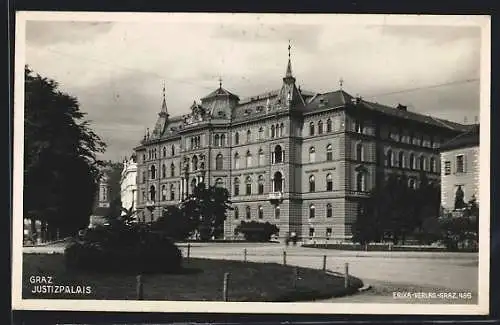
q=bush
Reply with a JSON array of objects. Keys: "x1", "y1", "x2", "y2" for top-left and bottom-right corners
[
  {"x1": 234, "y1": 221, "x2": 279, "y2": 242},
  {"x1": 65, "y1": 226, "x2": 183, "y2": 274}
]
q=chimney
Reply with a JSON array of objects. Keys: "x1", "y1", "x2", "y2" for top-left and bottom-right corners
[{"x1": 397, "y1": 103, "x2": 407, "y2": 111}]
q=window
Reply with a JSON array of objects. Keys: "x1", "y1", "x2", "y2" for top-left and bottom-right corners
[
  {"x1": 246, "y1": 206, "x2": 251, "y2": 219},
  {"x1": 161, "y1": 185, "x2": 167, "y2": 201},
  {"x1": 385, "y1": 150, "x2": 393, "y2": 167},
  {"x1": 161, "y1": 164, "x2": 166, "y2": 178},
  {"x1": 149, "y1": 185, "x2": 156, "y2": 202},
  {"x1": 220, "y1": 134, "x2": 225, "y2": 147},
  {"x1": 258, "y1": 206, "x2": 264, "y2": 219},
  {"x1": 409, "y1": 154, "x2": 416, "y2": 170},
  {"x1": 258, "y1": 149, "x2": 265, "y2": 166},
  {"x1": 273, "y1": 172, "x2": 283, "y2": 192},
  {"x1": 171, "y1": 145, "x2": 175, "y2": 156},
  {"x1": 444, "y1": 161, "x2": 451, "y2": 175},
  {"x1": 309, "y1": 204, "x2": 315, "y2": 218},
  {"x1": 326, "y1": 144, "x2": 333, "y2": 161},
  {"x1": 150, "y1": 165, "x2": 156, "y2": 179},
  {"x1": 246, "y1": 130, "x2": 251, "y2": 143},
  {"x1": 430, "y1": 157, "x2": 436, "y2": 173},
  {"x1": 274, "y1": 145, "x2": 283, "y2": 164},
  {"x1": 326, "y1": 174, "x2": 333, "y2": 191},
  {"x1": 318, "y1": 120, "x2": 323, "y2": 135},
  {"x1": 456, "y1": 155, "x2": 465, "y2": 173},
  {"x1": 356, "y1": 172, "x2": 366, "y2": 192},
  {"x1": 309, "y1": 228, "x2": 315, "y2": 238},
  {"x1": 419, "y1": 156, "x2": 426, "y2": 171},
  {"x1": 192, "y1": 155, "x2": 198, "y2": 171},
  {"x1": 258, "y1": 175, "x2": 264, "y2": 194},
  {"x1": 142, "y1": 171, "x2": 146, "y2": 183},
  {"x1": 408, "y1": 178, "x2": 416, "y2": 189},
  {"x1": 162, "y1": 147, "x2": 166, "y2": 158},
  {"x1": 234, "y1": 153, "x2": 240, "y2": 169},
  {"x1": 216, "y1": 178, "x2": 224, "y2": 188},
  {"x1": 309, "y1": 175, "x2": 316, "y2": 192},
  {"x1": 234, "y1": 178, "x2": 240, "y2": 196},
  {"x1": 271, "y1": 125, "x2": 276, "y2": 138},
  {"x1": 190, "y1": 178, "x2": 197, "y2": 191},
  {"x1": 214, "y1": 134, "x2": 220, "y2": 147},
  {"x1": 355, "y1": 120, "x2": 363, "y2": 133},
  {"x1": 309, "y1": 122, "x2": 315, "y2": 136},
  {"x1": 326, "y1": 119, "x2": 332, "y2": 133},
  {"x1": 234, "y1": 207, "x2": 239, "y2": 219},
  {"x1": 142, "y1": 154, "x2": 146, "y2": 162},
  {"x1": 398, "y1": 151, "x2": 404, "y2": 168},
  {"x1": 309, "y1": 147, "x2": 316, "y2": 163},
  {"x1": 245, "y1": 176, "x2": 252, "y2": 195},
  {"x1": 216, "y1": 154, "x2": 223, "y2": 170},
  {"x1": 279, "y1": 123, "x2": 284, "y2": 137},
  {"x1": 275, "y1": 206, "x2": 280, "y2": 219},
  {"x1": 356, "y1": 143, "x2": 364, "y2": 161},
  {"x1": 235, "y1": 132, "x2": 240, "y2": 145},
  {"x1": 246, "y1": 151, "x2": 252, "y2": 168},
  {"x1": 258, "y1": 127, "x2": 263, "y2": 140},
  {"x1": 326, "y1": 204, "x2": 333, "y2": 218},
  {"x1": 326, "y1": 227, "x2": 332, "y2": 238},
  {"x1": 170, "y1": 163, "x2": 175, "y2": 177}
]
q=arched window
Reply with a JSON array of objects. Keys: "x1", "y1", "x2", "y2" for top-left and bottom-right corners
[
  {"x1": 162, "y1": 147, "x2": 166, "y2": 158},
  {"x1": 170, "y1": 184, "x2": 175, "y2": 201},
  {"x1": 246, "y1": 206, "x2": 251, "y2": 219},
  {"x1": 214, "y1": 134, "x2": 220, "y2": 147},
  {"x1": 234, "y1": 178, "x2": 240, "y2": 196},
  {"x1": 171, "y1": 145, "x2": 175, "y2": 156},
  {"x1": 274, "y1": 145, "x2": 283, "y2": 164},
  {"x1": 246, "y1": 130, "x2": 252, "y2": 143},
  {"x1": 258, "y1": 127, "x2": 263, "y2": 140},
  {"x1": 220, "y1": 134, "x2": 226, "y2": 147},
  {"x1": 273, "y1": 172, "x2": 283, "y2": 192},
  {"x1": 309, "y1": 122, "x2": 315, "y2": 136},
  {"x1": 326, "y1": 144, "x2": 333, "y2": 161},
  {"x1": 161, "y1": 164, "x2": 166, "y2": 178},
  {"x1": 430, "y1": 157, "x2": 436, "y2": 173},
  {"x1": 356, "y1": 143, "x2": 364, "y2": 161},
  {"x1": 258, "y1": 175, "x2": 264, "y2": 194},
  {"x1": 398, "y1": 151, "x2": 404, "y2": 168},
  {"x1": 326, "y1": 119, "x2": 332, "y2": 133},
  {"x1": 215, "y1": 178, "x2": 224, "y2": 188},
  {"x1": 309, "y1": 204, "x2": 316, "y2": 218},
  {"x1": 409, "y1": 153, "x2": 415, "y2": 170},
  {"x1": 419, "y1": 156, "x2": 426, "y2": 171},
  {"x1": 234, "y1": 152, "x2": 240, "y2": 169},
  {"x1": 150, "y1": 165, "x2": 156, "y2": 179},
  {"x1": 245, "y1": 176, "x2": 252, "y2": 195},
  {"x1": 326, "y1": 203, "x2": 333, "y2": 218},
  {"x1": 161, "y1": 185, "x2": 166, "y2": 201},
  {"x1": 309, "y1": 147, "x2": 316, "y2": 163},
  {"x1": 318, "y1": 120, "x2": 323, "y2": 135},
  {"x1": 326, "y1": 174, "x2": 333, "y2": 191},
  {"x1": 192, "y1": 155, "x2": 198, "y2": 171},
  {"x1": 235, "y1": 132, "x2": 240, "y2": 145},
  {"x1": 258, "y1": 206, "x2": 264, "y2": 219},
  {"x1": 356, "y1": 172, "x2": 366, "y2": 192},
  {"x1": 149, "y1": 185, "x2": 156, "y2": 202},
  {"x1": 246, "y1": 151, "x2": 252, "y2": 167},
  {"x1": 215, "y1": 154, "x2": 223, "y2": 170},
  {"x1": 271, "y1": 125, "x2": 276, "y2": 138},
  {"x1": 309, "y1": 175, "x2": 316, "y2": 192},
  {"x1": 386, "y1": 149, "x2": 394, "y2": 167},
  {"x1": 409, "y1": 178, "x2": 416, "y2": 189},
  {"x1": 258, "y1": 148, "x2": 265, "y2": 166},
  {"x1": 279, "y1": 123, "x2": 284, "y2": 137},
  {"x1": 234, "y1": 207, "x2": 239, "y2": 219},
  {"x1": 190, "y1": 178, "x2": 197, "y2": 191},
  {"x1": 170, "y1": 163, "x2": 175, "y2": 177},
  {"x1": 275, "y1": 206, "x2": 280, "y2": 219}
]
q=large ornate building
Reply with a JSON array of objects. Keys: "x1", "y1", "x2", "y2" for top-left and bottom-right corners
[
  {"x1": 134, "y1": 48, "x2": 470, "y2": 242},
  {"x1": 120, "y1": 154, "x2": 138, "y2": 215}
]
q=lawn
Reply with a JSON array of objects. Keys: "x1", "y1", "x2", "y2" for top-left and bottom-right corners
[{"x1": 23, "y1": 254, "x2": 363, "y2": 302}]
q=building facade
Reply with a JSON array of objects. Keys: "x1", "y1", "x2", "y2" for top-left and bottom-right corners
[
  {"x1": 120, "y1": 154, "x2": 138, "y2": 215},
  {"x1": 134, "y1": 52, "x2": 470, "y2": 242},
  {"x1": 440, "y1": 125, "x2": 480, "y2": 211}
]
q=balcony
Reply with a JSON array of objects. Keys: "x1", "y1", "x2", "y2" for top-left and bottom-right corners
[{"x1": 268, "y1": 192, "x2": 283, "y2": 203}]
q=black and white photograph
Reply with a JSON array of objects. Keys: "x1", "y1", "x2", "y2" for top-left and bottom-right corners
[{"x1": 12, "y1": 12, "x2": 490, "y2": 315}]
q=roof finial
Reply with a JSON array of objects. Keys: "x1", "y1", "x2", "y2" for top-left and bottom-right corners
[
  {"x1": 288, "y1": 39, "x2": 291, "y2": 60},
  {"x1": 218, "y1": 76, "x2": 223, "y2": 89},
  {"x1": 161, "y1": 81, "x2": 168, "y2": 116},
  {"x1": 339, "y1": 77, "x2": 344, "y2": 90},
  {"x1": 285, "y1": 40, "x2": 294, "y2": 78}
]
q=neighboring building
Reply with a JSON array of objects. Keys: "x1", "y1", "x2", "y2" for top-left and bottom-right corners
[
  {"x1": 134, "y1": 47, "x2": 470, "y2": 242},
  {"x1": 440, "y1": 124, "x2": 480, "y2": 211},
  {"x1": 89, "y1": 168, "x2": 112, "y2": 228},
  {"x1": 120, "y1": 154, "x2": 138, "y2": 215}
]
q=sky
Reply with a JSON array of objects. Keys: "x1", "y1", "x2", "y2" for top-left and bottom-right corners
[{"x1": 23, "y1": 14, "x2": 484, "y2": 162}]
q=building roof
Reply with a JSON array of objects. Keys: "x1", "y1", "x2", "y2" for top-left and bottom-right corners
[
  {"x1": 440, "y1": 124, "x2": 480, "y2": 151},
  {"x1": 200, "y1": 86, "x2": 240, "y2": 101}
]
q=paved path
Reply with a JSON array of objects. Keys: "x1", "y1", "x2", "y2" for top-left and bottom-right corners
[{"x1": 23, "y1": 241, "x2": 479, "y2": 302}]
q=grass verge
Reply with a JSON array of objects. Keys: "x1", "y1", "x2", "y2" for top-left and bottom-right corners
[{"x1": 23, "y1": 253, "x2": 363, "y2": 302}]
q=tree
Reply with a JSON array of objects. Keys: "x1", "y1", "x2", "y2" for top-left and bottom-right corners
[
  {"x1": 234, "y1": 221, "x2": 279, "y2": 242},
  {"x1": 180, "y1": 183, "x2": 232, "y2": 240},
  {"x1": 24, "y1": 66, "x2": 106, "y2": 240},
  {"x1": 151, "y1": 205, "x2": 195, "y2": 240}
]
